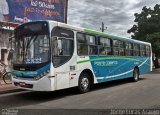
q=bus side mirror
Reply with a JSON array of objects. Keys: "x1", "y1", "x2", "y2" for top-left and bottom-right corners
[
  {"x1": 57, "y1": 39, "x2": 62, "y2": 51},
  {"x1": 51, "y1": 36, "x2": 63, "y2": 56},
  {"x1": 57, "y1": 39, "x2": 63, "y2": 56}
]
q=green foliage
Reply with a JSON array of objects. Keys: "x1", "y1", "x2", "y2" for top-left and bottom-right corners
[{"x1": 128, "y1": 4, "x2": 160, "y2": 57}]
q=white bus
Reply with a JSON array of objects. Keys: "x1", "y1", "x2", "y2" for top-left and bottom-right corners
[{"x1": 12, "y1": 21, "x2": 152, "y2": 93}]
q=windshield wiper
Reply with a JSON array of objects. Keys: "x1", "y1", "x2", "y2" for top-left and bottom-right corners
[
  {"x1": 21, "y1": 34, "x2": 38, "y2": 62},
  {"x1": 25, "y1": 34, "x2": 38, "y2": 51}
]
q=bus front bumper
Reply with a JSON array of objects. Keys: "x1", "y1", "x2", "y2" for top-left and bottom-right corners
[{"x1": 12, "y1": 76, "x2": 55, "y2": 91}]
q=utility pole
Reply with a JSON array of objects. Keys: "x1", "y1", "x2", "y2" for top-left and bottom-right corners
[
  {"x1": 65, "y1": 0, "x2": 68, "y2": 24},
  {"x1": 100, "y1": 22, "x2": 107, "y2": 32}
]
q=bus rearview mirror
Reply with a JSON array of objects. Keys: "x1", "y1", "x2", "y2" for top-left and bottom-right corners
[
  {"x1": 57, "y1": 39, "x2": 63, "y2": 56},
  {"x1": 57, "y1": 39, "x2": 62, "y2": 50}
]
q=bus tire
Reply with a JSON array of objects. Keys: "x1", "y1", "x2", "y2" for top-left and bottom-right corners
[
  {"x1": 78, "y1": 72, "x2": 91, "y2": 93},
  {"x1": 132, "y1": 68, "x2": 139, "y2": 82}
]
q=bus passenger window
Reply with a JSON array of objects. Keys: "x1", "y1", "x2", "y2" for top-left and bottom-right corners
[
  {"x1": 78, "y1": 44, "x2": 88, "y2": 55},
  {"x1": 146, "y1": 46, "x2": 151, "y2": 56},
  {"x1": 98, "y1": 37, "x2": 112, "y2": 56},
  {"x1": 140, "y1": 45, "x2": 146, "y2": 56},
  {"x1": 125, "y1": 42, "x2": 133, "y2": 56},
  {"x1": 99, "y1": 47, "x2": 111, "y2": 55},
  {"x1": 119, "y1": 49, "x2": 125, "y2": 56},
  {"x1": 133, "y1": 44, "x2": 140, "y2": 56},
  {"x1": 89, "y1": 45, "x2": 98, "y2": 55},
  {"x1": 77, "y1": 33, "x2": 86, "y2": 43},
  {"x1": 118, "y1": 41, "x2": 125, "y2": 56},
  {"x1": 114, "y1": 47, "x2": 119, "y2": 56},
  {"x1": 86, "y1": 35, "x2": 96, "y2": 45},
  {"x1": 99, "y1": 47, "x2": 107, "y2": 55},
  {"x1": 61, "y1": 39, "x2": 74, "y2": 56}
]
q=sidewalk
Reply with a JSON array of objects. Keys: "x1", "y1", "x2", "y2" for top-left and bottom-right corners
[
  {"x1": 152, "y1": 68, "x2": 160, "y2": 72},
  {"x1": 0, "y1": 80, "x2": 23, "y2": 94}
]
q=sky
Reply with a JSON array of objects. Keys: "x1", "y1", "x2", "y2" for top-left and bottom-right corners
[{"x1": 68, "y1": 0, "x2": 160, "y2": 38}]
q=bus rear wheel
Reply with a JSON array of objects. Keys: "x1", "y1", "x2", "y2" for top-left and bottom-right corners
[
  {"x1": 78, "y1": 73, "x2": 91, "y2": 93},
  {"x1": 132, "y1": 68, "x2": 139, "y2": 82}
]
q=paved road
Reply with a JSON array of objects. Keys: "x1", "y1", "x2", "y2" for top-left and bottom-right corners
[{"x1": 0, "y1": 69, "x2": 160, "y2": 114}]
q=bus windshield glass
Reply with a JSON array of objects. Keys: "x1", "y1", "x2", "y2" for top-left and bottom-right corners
[{"x1": 13, "y1": 22, "x2": 50, "y2": 64}]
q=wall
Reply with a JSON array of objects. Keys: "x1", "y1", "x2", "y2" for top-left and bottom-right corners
[{"x1": 0, "y1": 29, "x2": 13, "y2": 65}]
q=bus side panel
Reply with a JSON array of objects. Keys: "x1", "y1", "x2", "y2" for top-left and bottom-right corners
[
  {"x1": 55, "y1": 72, "x2": 70, "y2": 90},
  {"x1": 89, "y1": 56, "x2": 151, "y2": 83},
  {"x1": 77, "y1": 56, "x2": 98, "y2": 84},
  {"x1": 139, "y1": 57, "x2": 151, "y2": 75},
  {"x1": 54, "y1": 56, "x2": 79, "y2": 90}
]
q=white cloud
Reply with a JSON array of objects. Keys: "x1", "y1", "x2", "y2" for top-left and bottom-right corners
[{"x1": 68, "y1": 0, "x2": 160, "y2": 37}]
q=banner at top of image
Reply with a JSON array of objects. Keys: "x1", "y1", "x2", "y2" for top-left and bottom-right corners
[{"x1": 1, "y1": 0, "x2": 68, "y2": 23}]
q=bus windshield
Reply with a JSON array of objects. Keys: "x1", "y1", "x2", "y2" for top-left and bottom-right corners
[{"x1": 13, "y1": 22, "x2": 50, "y2": 64}]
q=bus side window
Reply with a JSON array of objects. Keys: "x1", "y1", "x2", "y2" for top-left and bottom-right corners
[
  {"x1": 125, "y1": 42, "x2": 129, "y2": 56},
  {"x1": 78, "y1": 44, "x2": 88, "y2": 55},
  {"x1": 77, "y1": 33, "x2": 88, "y2": 55},
  {"x1": 89, "y1": 45, "x2": 98, "y2": 55},
  {"x1": 86, "y1": 34, "x2": 98, "y2": 55},
  {"x1": 140, "y1": 45, "x2": 146, "y2": 57},
  {"x1": 133, "y1": 44, "x2": 140, "y2": 56},
  {"x1": 146, "y1": 45, "x2": 151, "y2": 57},
  {"x1": 129, "y1": 43, "x2": 134, "y2": 56},
  {"x1": 77, "y1": 33, "x2": 86, "y2": 43},
  {"x1": 119, "y1": 41, "x2": 125, "y2": 56},
  {"x1": 113, "y1": 40, "x2": 119, "y2": 56},
  {"x1": 98, "y1": 37, "x2": 112, "y2": 56},
  {"x1": 125, "y1": 42, "x2": 133, "y2": 56}
]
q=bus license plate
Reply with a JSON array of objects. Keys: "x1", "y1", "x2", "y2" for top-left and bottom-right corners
[{"x1": 19, "y1": 82, "x2": 26, "y2": 86}]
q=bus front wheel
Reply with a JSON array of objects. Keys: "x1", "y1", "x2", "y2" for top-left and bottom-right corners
[
  {"x1": 78, "y1": 72, "x2": 91, "y2": 93},
  {"x1": 132, "y1": 68, "x2": 139, "y2": 82}
]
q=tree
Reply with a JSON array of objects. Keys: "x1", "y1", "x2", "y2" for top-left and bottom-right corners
[{"x1": 128, "y1": 4, "x2": 160, "y2": 68}]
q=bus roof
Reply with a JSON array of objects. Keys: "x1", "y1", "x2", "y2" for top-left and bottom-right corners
[
  {"x1": 84, "y1": 28, "x2": 151, "y2": 46},
  {"x1": 52, "y1": 21, "x2": 151, "y2": 46},
  {"x1": 19, "y1": 20, "x2": 151, "y2": 46}
]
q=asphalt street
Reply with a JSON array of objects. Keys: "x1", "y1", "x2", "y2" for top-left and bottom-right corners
[{"x1": 0, "y1": 69, "x2": 160, "y2": 115}]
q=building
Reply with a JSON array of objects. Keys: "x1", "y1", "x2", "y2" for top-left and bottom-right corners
[{"x1": 0, "y1": 22, "x2": 18, "y2": 65}]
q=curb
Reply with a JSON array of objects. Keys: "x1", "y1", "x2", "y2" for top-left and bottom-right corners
[
  {"x1": 152, "y1": 68, "x2": 160, "y2": 73},
  {"x1": 0, "y1": 83, "x2": 25, "y2": 95}
]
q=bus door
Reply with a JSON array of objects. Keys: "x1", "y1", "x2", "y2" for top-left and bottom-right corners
[{"x1": 51, "y1": 27, "x2": 75, "y2": 89}]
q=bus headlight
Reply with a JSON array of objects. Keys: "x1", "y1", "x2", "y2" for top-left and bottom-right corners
[
  {"x1": 13, "y1": 75, "x2": 17, "y2": 79},
  {"x1": 34, "y1": 70, "x2": 50, "y2": 80}
]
